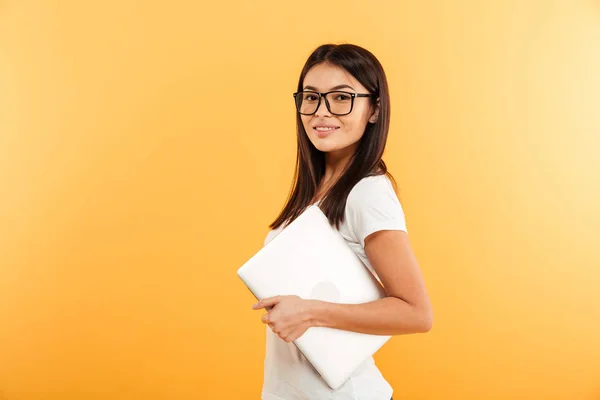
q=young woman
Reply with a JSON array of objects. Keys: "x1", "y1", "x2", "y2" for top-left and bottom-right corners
[{"x1": 252, "y1": 43, "x2": 433, "y2": 400}]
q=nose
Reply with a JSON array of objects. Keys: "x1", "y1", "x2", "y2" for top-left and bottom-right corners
[{"x1": 314, "y1": 96, "x2": 331, "y2": 117}]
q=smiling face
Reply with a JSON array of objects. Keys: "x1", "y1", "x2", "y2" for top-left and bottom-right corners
[{"x1": 300, "y1": 63, "x2": 379, "y2": 156}]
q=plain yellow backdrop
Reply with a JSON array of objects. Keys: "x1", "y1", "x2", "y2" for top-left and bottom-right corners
[{"x1": 1, "y1": 1, "x2": 599, "y2": 399}]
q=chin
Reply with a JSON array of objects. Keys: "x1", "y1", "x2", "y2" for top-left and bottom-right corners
[{"x1": 310, "y1": 137, "x2": 345, "y2": 153}]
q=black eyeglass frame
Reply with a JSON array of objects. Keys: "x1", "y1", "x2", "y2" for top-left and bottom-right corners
[{"x1": 292, "y1": 90, "x2": 373, "y2": 116}]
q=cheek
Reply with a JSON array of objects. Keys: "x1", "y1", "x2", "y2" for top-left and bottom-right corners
[{"x1": 340, "y1": 116, "x2": 368, "y2": 140}]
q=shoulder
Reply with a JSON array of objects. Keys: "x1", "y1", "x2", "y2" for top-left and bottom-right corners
[
  {"x1": 344, "y1": 174, "x2": 407, "y2": 246},
  {"x1": 346, "y1": 174, "x2": 403, "y2": 218},
  {"x1": 347, "y1": 174, "x2": 397, "y2": 204}
]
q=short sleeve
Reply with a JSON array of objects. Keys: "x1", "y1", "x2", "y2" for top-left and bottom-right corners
[{"x1": 345, "y1": 176, "x2": 407, "y2": 247}]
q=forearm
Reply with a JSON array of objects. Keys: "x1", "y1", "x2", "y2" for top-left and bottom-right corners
[{"x1": 309, "y1": 296, "x2": 432, "y2": 336}]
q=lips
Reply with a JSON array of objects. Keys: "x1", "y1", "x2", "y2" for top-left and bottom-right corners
[
  {"x1": 313, "y1": 125, "x2": 339, "y2": 135},
  {"x1": 312, "y1": 125, "x2": 340, "y2": 138}
]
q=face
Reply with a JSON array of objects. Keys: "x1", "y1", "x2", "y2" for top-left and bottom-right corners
[{"x1": 299, "y1": 63, "x2": 379, "y2": 156}]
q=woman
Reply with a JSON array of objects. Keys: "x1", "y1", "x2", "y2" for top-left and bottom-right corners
[{"x1": 252, "y1": 43, "x2": 433, "y2": 400}]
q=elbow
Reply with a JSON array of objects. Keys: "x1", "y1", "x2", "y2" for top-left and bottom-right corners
[
  {"x1": 417, "y1": 305, "x2": 433, "y2": 333},
  {"x1": 392, "y1": 296, "x2": 433, "y2": 334},
  {"x1": 420, "y1": 311, "x2": 433, "y2": 333}
]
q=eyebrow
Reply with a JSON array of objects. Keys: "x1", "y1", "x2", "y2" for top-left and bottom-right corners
[{"x1": 303, "y1": 84, "x2": 356, "y2": 91}]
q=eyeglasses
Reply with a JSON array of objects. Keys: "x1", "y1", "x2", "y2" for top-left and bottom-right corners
[{"x1": 292, "y1": 90, "x2": 372, "y2": 116}]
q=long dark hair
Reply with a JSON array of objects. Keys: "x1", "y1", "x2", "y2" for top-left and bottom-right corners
[{"x1": 269, "y1": 43, "x2": 395, "y2": 230}]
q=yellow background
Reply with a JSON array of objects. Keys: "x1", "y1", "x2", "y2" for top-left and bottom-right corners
[{"x1": 1, "y1": 1, "x2": 599, "y2": 399}]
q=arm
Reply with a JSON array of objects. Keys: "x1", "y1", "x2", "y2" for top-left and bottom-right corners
[
  {"x1": 310, "y1": 229, "x2": 433, "y2": 335},
  {"x1": 254, "y1": 229, "x2": 433, "y2": 341}
]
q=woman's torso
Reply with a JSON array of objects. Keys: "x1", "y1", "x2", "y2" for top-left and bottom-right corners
[{"x1": 261, "y1": 175, "x2": 405, "y2": 400}]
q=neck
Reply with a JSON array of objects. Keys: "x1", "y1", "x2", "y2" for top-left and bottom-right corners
[{"x1": 321, "y1": 144, "x2": 357, "y2": 186}]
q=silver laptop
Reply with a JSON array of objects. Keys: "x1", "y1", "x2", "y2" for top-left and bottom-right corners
[{"x1": 237, "y1": 205, "x2": 391, "y2": 390}]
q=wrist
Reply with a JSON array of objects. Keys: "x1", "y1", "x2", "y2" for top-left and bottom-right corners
[{"x1": 305, "y1": 299, "x2": 328, "y2": 328}]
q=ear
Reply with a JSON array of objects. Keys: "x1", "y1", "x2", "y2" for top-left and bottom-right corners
[{"x1": 368, "y1": 98, "x2": 380, "y2": 123}]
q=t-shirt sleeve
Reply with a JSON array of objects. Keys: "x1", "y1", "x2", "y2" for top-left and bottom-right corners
[{"x1": 345, "y1": 176, "x2": 407, "y2": 248}]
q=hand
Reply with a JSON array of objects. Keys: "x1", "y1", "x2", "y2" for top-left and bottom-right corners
[{"x1": 252, "y1": 295, "x2": 316, "y2": 343}]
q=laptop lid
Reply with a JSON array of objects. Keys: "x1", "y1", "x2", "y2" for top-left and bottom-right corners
[{"x1": 237, "y1": 205, "x2": 391, "y2": 389}]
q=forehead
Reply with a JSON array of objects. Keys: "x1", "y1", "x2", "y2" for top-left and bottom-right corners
[{"x1": 302, "y1": 63, "x2": 366, "y2": 91}]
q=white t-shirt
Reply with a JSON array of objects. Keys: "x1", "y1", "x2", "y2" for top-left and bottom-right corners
[{"x1": 261, "y1": 174, "x2": 408, "y2": 400}]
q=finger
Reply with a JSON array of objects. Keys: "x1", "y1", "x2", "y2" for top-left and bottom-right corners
[
  {"x1": 279, "y1": 332, "x2": 293, "y2": 343},
  {"x1": 281, "y1": 329, "x2": 304, "y2": 343},
  {"x1": 253, "y1": 296, "x2": 281, "y2": 309},
  {"x1": 261, "y1": 313, "x2": 270, "y2": 324},
  {"x1": 252, "y1": 296, "x2": 281, "y2": 310}
]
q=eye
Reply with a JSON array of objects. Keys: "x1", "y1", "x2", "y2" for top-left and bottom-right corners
[
  {"x1": 334, "y1": 93, "x2": 352, "y2": 101},
  {"x1": 303, "y1": 93, "x2": 319, "y2": 101}
]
